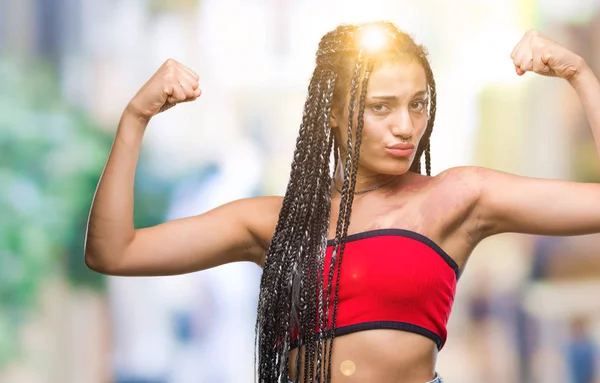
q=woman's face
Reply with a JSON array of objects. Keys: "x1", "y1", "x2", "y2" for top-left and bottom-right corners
[{"x1": 331, "y1": 59, "x2": 429, "y2": 177}]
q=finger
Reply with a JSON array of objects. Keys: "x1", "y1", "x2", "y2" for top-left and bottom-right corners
[
  {"x1": 166, "y1": 82, "x2": 187, "y2": 104},
  {"x1": 521, "y1": 57, "x2": 534, "y2": 73},
  {"x1": 510, "y1": 34, "x2": 527, "y2": 59},
  {"x1": 180, "y1": 93, "x2": 200, "y2": 103},
  {"x1": 512, "y1": 48, "x2": 526, "y2": 72},
  {"x1": 513, "y1": 46, "x2": 533, "y2": 75},
  {"x1": 540, "y1": 51, "x2": 555, "y2": 69},
  {"x1": 513, "y1": 56, "x2": 530, "y2": 75},
  {"x1": 163, "y1": 58, "x2": 179, "y2": 69},
  {"x1": 531, "y1": 51, "x2": 547, "y2": 74},
  {"x1": 178, "y1": 62, "x2": 200, "y2": 81},
  {"x1": 510, "y1": 42, "x2": 520, "y2": 60},
  {"x1": 179, "y1": 80, "x2": 196, "y2": 99},
  {"x1": 177, "y1": 68, "x2": 200, "y2": 90}
]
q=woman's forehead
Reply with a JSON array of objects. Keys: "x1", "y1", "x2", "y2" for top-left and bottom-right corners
[{"x1": 367, "y1": 60, "x2": 427, "y2": 96}]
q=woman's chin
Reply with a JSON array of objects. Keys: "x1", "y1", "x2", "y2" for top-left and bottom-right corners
[
  {"x1": 369, "y1": 163, "x2": 413, "y2": 176},
  {"x1": 386, "y1": 159, "x2": 415, "y2": 174}
]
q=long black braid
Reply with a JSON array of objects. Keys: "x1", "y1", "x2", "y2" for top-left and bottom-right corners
[
  {"x1": 255, "y1": 21, "x2": 438, "y2": 383},
  {"x1": 323, "y1": 57, "x2": 374, "y2": 382},
  {"x1": 409, "y1": 52, "x2": 437, "y2": 176}
]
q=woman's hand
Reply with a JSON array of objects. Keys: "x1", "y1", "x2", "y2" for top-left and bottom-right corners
[
  {"x1": 510, "y1": 30, "x2": 587, "y2": 82},
  {"x1": 127, "y1": 59, "x2": 201, "y2": 122}
]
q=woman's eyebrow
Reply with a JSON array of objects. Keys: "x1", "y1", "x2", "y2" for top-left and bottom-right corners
[{"x1": 369, "y1": 90, "x2": 428, "y2": 101}]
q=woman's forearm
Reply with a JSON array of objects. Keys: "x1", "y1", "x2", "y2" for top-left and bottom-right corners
[
  {"x1": 84, "y1": 107, "x2": 147, "y2": 270},
  {"x1": 570, "y1": 61, "x2": 600, "y2": 157}
]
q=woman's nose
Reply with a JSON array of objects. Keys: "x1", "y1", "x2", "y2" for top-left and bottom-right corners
[{"x1": 390, "y1": 111, "x2": 414, "y2": 138}]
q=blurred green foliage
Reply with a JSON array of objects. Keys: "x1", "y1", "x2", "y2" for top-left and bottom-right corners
[{"x1": 0, "y1": 58, "x2": 174, "y2": 367}]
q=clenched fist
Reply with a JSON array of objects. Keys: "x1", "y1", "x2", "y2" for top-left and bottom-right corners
[
  {"x1": 127, "y1": 59, "x2": 201, "y2": 121},
  {"x1": 510, "y1": 30, "x2": 585, "y2": 81}
]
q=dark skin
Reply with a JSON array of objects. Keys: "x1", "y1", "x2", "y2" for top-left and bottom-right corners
[{"x1": 85, "y1": 30, "x2": 600, "y2": 382}]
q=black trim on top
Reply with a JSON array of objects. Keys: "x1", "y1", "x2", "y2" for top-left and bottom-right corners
[
  {"x1": 327, "y1": 228, "x2": 461, "y2": 280},
  {"x1": 290, "y1": 320, "x2": 443, "y2": 350}
]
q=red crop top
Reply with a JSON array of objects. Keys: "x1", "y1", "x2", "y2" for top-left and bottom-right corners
[{"x1": 290, "y1": 229, "x2": 460, "y2": 350}]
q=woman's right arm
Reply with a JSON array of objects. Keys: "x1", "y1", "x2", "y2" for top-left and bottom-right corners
[{"x1": 84, "y1": 59, "x2": 280, "y2": 276}]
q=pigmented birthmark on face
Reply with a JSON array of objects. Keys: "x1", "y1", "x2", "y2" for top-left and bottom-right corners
[{"x1": 340, "y1": 360, "x2": 356, "y2": 376}]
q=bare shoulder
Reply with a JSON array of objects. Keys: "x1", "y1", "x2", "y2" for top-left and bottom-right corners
[
  {"x1": 434, "y1": 165, "x2": 487, "y2": 183},
  {"x1": 429, "y1": 166, "x2": 488, "y2": 242},
  {"x1": 429, "y1": 166, "x2": 486, "y2": 201}
]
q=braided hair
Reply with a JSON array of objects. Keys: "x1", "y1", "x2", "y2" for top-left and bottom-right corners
[{"x1": 255, "y1": 21, "x2": 438, "y2": 383}]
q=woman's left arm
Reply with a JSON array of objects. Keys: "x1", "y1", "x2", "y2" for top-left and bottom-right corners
[{"x1": 472, "y1": 30, "x2": 600, "y2": 238}]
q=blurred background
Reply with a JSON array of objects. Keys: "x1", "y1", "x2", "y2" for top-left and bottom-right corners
[{"x1": 2, "y1": 0, "x2": 600, "y2": 382}]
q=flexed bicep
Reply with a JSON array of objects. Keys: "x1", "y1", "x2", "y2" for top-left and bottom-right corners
[{"x1": 473, "y1": 167, "x2": 600, "y2": 238}]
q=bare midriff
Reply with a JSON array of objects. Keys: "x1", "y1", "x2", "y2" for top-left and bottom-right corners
[{"x1": 288, "y1": 329, "x2": 438, "y2": 383}]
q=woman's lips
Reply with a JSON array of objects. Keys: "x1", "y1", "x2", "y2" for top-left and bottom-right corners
[{"x1": 385, "y1": 143, "x2": 415, "y2": 157}]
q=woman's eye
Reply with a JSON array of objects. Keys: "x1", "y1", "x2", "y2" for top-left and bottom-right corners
[
  {"x1": 410, "y1": 100, "x2": 428, "y2": 113},
  {"x1": 370, "y1": 104, "x2": 389, "y2": 113}
]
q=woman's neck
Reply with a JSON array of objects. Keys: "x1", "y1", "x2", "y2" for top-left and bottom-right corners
[{"x1": 332, "y1": 163, "x2": 412, "y2": 194}]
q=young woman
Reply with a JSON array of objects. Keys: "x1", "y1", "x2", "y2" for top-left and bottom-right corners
[{"x1": 85, "y1": 21, "x2": 600, "y2": 383}]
